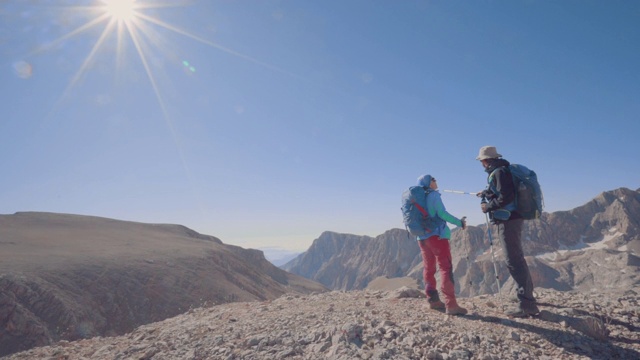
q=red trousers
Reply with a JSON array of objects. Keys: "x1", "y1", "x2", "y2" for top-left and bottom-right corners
[{"x1": 418, "y1": 235, "x2": 458, "y2": 308}]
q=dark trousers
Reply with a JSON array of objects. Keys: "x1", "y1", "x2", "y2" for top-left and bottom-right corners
[{"x1": 497, "y1": 218, "x2": 537, "y2": 309}]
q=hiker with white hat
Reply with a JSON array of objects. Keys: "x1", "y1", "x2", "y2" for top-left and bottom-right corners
[{"x1": 476, "y1": 146, "x2": 539, "y2": 318}]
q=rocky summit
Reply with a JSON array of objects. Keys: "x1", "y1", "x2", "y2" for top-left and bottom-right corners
[{"x1": 2, "y1": 287, "x2": 639, "y2": 359}]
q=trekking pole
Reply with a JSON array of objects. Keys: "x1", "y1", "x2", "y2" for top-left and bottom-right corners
[
  {"x1": 482, "y1": 196, "x2": 502, "y2": 303},
  {"x1": 460, "y1": 216, "x2": 474, "y2": 287},
  {"x1": 443, "y1": 190, "x2": 479, "y2": 196}
]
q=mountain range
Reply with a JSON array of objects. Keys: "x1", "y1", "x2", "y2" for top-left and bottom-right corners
[
  {"x1": 2, "y1": 187, "x2": 638, "y2": 358},
  {"x1": 282, "y1": 187, "x2": 640, "y2": 297}
]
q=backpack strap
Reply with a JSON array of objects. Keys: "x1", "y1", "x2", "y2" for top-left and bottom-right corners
[
  {"x1": 411, "y1": 199, "x2": 428, "y2": 217},
  {"x1": 411, "y1": 186, "x2": 433, "y2": 217},
  {"x1": 488, "y1": 165, "x2": 510, "y2": 184},
  {"x1": 487, "y1": 165, "x2": 517, "y2": 215}
]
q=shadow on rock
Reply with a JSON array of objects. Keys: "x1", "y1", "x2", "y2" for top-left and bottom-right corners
[{"x1": 468, "y1": 311, "x2": 640, "y2": 360}]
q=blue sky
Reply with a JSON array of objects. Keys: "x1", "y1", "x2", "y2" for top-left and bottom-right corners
[{"x1": 1, "y1": 0, "x2": 638, "y2": 251}]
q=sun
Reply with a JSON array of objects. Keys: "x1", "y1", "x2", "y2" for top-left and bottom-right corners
[{"x1": 102, "y1": 0, "x2": 138, "y2": 23}]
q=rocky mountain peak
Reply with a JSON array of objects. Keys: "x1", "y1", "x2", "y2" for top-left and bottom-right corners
[{"x1": 284, "y1": 188, "x2": 640, "y2": 297}]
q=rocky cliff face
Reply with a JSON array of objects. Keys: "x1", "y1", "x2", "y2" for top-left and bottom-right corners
[
  {"x1": 0, "y1": 212, "x2": 327, "y2": 357},
  {"x1": 282, "y1": 229, "x2": 423, "y2": 291},
  {"x1": 284, "y1": 188, "x2": 640, "y2": 297}
]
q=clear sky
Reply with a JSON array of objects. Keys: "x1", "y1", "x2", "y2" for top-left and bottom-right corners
[{"x1": 1, "y1": 1, "x2": 639, "y2": 251}]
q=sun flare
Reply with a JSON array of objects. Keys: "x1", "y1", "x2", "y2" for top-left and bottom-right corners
[
  {"x1": 22, "y1": 0, "x2": 295, "y2": 211},
  {"x1": 103, "y1": 0, "x2": 137, "y2": 23},
  {"x1": 34, "y1": 0, "x2": 292, "y2": 121}
]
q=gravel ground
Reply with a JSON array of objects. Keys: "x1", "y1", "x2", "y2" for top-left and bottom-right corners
[{"x1": 3, "y1": 288, "x2": 639, "y2": 360}]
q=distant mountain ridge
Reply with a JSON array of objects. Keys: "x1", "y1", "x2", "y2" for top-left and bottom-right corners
[
  {"x1": 282, "y1": 230, "x2": 421, "y2": 290},
  {"x1": 283, "y1": 187, "x2": 640, "y2": 296},
  {"x1": 259, "y1": 247, "x2": 303, "y2": 267}
]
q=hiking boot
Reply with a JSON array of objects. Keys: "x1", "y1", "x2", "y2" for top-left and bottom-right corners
[
  {"x1": 445, "y1": 305, "x2": 468, "y2": 316},
  {"x1": 428, "y1": 300, "x2": 445, "y2": 310},
  {"x1": 505, "y1": 305, "x2": 540, "y2": 318},
  {"x1": 426, "y1": 290, "x2": 444, "y2": 310}
]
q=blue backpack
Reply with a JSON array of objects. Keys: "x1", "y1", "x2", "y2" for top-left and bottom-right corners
[
  {"x1": 490, "y1": 164, "x2": 544, "y2": 220},
  {"x1": 401, "y1": 186, "x2": 441, "y2": 237}
]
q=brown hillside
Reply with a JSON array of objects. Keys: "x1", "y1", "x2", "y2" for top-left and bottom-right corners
[{"x1": 0, "y1": 212, "x2": 326, "y2": 357}]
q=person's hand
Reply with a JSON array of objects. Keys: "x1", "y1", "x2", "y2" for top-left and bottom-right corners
[
  {"x1": 461, "y1": 216, "x2": 467, "y2": 230},
  {"x1": 481, "y1": 203, "x2": 489, "y2": 213}
]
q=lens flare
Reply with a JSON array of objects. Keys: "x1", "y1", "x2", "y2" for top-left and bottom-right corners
[
  {"x1": 27, "y1": 0, "x2": 298, "y2": 129},
  {"x1": 16, "y1": 1, "x2": 301, "y2": 223},
  {"x1": 182, "y1": 60, "x2": 196, "y2": 74},
  {"x1": 13, "y1": 60, "x2": 33, "y2": 79}
]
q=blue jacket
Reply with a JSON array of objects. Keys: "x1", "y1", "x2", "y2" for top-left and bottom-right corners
[{"x1": 417, "y1": 191, "x2": 463, "y2": 240}]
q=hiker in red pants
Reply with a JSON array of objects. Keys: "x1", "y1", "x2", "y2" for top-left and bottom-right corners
[{"x1": 415, "y1": 174, "x2": 468, "y2": 316}]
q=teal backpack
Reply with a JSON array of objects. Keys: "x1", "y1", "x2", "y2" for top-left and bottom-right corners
[
  {"x1": 401, "y1": 186, "x2": 443, "y2": 237},
  {"x1": 489, "y1": 164, "x2": 544, "y2": 220}
]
